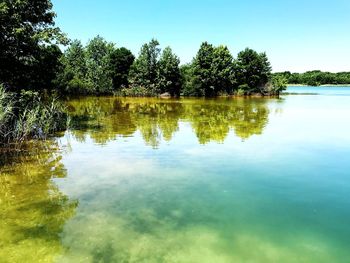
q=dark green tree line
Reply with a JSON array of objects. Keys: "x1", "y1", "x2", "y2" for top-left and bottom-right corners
[
  {"x1": 56, "y1": 36, "x2": 135, "y2": 94},
  {"x1": 273, "y1": 71, "x2": 350, "y2": 86}
]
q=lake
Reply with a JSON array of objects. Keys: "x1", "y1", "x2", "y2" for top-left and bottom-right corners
[{"x1": 1, "y1": 87, "x2": 350, "y2": 262}]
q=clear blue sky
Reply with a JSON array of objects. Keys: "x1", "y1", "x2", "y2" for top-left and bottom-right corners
[{"x1": 52, "y1": 0, "x2": 350, "y2": 73}]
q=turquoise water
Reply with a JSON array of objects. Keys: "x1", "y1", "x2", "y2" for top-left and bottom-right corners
[
  {"x1": 1, "y1": 93, "x2": 350, "y2": 262},
  {"x1": 286, "y1": 85, "x2": 350, "y2": 95}
]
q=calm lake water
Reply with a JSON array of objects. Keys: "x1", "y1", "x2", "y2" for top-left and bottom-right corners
[
  {"x1": 286, "y1": 85, "x2": 350, "y2": 96},
  {"x1": 1, "y1": 88, "x2": 350, "y2": 262}
]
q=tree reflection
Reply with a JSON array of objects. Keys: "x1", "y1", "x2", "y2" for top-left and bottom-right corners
[
  {"x1": 0, "y1": 141, "x2": 78, "y2": 262},
  {"x1": 67, "y1": 97, "x2": 272, "y2": 146}
]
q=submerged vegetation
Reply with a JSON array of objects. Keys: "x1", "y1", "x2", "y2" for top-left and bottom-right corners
[{"x1": 0, "y1": 140, "x2": 78, "y2": 262}]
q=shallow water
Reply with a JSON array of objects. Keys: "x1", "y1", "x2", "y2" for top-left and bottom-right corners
[{"x1": 1, "y1": 93, "x2": 350, "y2": 262}]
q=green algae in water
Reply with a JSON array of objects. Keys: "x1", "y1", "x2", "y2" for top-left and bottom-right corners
[
  {"x1": 0, "y1": 141, "x2": 78, "y2": 263},
  {"x1": 1, "y1": 95, "x2": 350, "y2": 262}
]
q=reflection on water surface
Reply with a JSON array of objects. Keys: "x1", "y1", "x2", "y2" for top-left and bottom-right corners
[{"x1": 67, "y1": 97, "x2": 274, "y2": 146}]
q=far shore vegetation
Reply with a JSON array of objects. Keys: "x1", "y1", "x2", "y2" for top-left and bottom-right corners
[
  {"x1": 273, "y1": 71, "x2": 350, "y2": 86},
  {"x1": 1, "y1": 0, "x2": 350, "y2": 147}
]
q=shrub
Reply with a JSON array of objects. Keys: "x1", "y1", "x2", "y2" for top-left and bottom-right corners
[
  {"x1": 235, "y1": 88, "x2": 246, "y2": 96},
  {"x1": 266, "y1": 75, "x2": 288, "y2": 95}
]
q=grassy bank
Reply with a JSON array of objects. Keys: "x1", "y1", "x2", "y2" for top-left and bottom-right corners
[{"x1": 0, "y1": 85, "x2": 69, "y2": 148}]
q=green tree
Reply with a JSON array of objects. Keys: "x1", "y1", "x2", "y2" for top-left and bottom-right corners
[
  {"x1": 190, "y1": 42, "x2": 234, "y2": 97},
  {"x1": 234, "y1": 48, "x2": 272, "y2": 94},
  {"x1": 180, "y1": 63, "x2": 195, "y2": 96},
  {"x1": 158, "y1": 47, "x2": 182, "y2": 96},
  {"x1": 211, "y1": 45, "x2": 234, "y2": 94},
  {"x1": 129, "y1": 39, "x2": 161, "y2": 92},
  {"x1": 63, "y1": 40, "x2": 87, "y2": 79},
  {"x1": 56, "y1": 40, "x2": 91, "y2": 94},
  {"x1": 0, "y1": 0, "x2": 68, "y2": 90},
  {"x1": 30, "y1": 44, "x2": 62, "y2": 91},
  {"x1": 85, "y1": 36, "x2": 115, "y2": 93},
  {"x1": 191, "y1": 42, "x2": 215, "y2": 96},
  {"x1": 109, "y1": 47, "x2": 135, "y2": 90}
]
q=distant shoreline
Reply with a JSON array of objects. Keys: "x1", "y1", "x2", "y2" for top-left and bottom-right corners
[{"x1": 287, "y1": 84, "x2": 350, "y2": 87}]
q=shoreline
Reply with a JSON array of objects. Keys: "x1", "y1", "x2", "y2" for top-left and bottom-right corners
[{"x1": 287, "y1": 84, "x2": 350, "y2": 87}]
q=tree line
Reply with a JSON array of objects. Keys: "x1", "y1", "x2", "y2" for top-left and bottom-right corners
[
  {"x1": 55, "y1": 37, "x2": 286, "y2": 97},
  {"x1": 1, "y1": 0, "x2": 289, "y2": 98},
  {"x1": 273, "y1": 71, "x2": 350, "y2": 86}
]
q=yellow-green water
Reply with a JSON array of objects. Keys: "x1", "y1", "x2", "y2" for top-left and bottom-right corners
[{"x1": 1, "y1": 94, "x2": 350, "y2": 262}]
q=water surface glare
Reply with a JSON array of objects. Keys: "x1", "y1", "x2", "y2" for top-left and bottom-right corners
[{"x1": 1, "y1": 93, "x2": 350, "y2": 262}]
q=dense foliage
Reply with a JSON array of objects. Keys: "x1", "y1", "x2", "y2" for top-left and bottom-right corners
[
  {"x1": 109, "y1": 47, "x2": 135, "y2": 90},
  {"x1": 182, "y1": 45, "x2": 277, "y2": 96},
  {"x1": 57, "y1": 38, "x2": 182, "y2": 96},
  {"x1": 157, "y1": 47, "x2": 182, "y2": 97},
  {"x1": 0, "y1": 0, "x2": 67, "y2": 91},
  {"x1": 128, "y1": 39, "x2": 182, "y2": 96},
  {"x1": 183, "y1": 43, "x2": 234, "y2": 97},
  {"x1": 273, "y1": 71, "x2": 350, "y2": 86},
  {"x1": 234, "y1": 48, "x2": 272, "y2": 94},
  {"x1": 56, "y1": 37, "x2": 128, "y2": 94}
]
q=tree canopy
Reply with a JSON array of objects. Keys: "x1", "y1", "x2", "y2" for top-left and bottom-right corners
[
  {"x1": 129, "y1": 39, "x2": 161, "y2": 93},
  {"x1": 109, "y1": 47, "x2": 135, "y2": 90},
  {"x1": 183, "y1": 44, "x2": 274, "y2": 96},
  {"x1": 157, "y1": 47, "x2": 182, "y2": 97},
  {"x1": 234, "y1": 48, "x2": 272, "y2": 94},
  {"x1": 0, "y1": 0, "x2": 68, "y2": 90},
  {"x1": 57, "y1": 37, "x2": 135, "y2": 94},
  {"x1": 128, "y1": 39, "x2": 182, "y2": 96}
]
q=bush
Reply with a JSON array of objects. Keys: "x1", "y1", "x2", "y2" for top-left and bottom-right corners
[
  {"x1": 235, "y1": 88, "x2": 246, "y2": 96},
  {"x1": 236, "y1": 84, "x2": 250, "y2": 95},
  {"x1": 266, "y1": 75, "x2": 288, "y2": 95},
  {"x1": 67, "y1": 77, "x2": 93, "y2": 95}
]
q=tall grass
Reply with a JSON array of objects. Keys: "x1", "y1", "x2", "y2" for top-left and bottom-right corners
[{"x1": 0, "y1": 85, "x2": 68, "y2": 148}]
